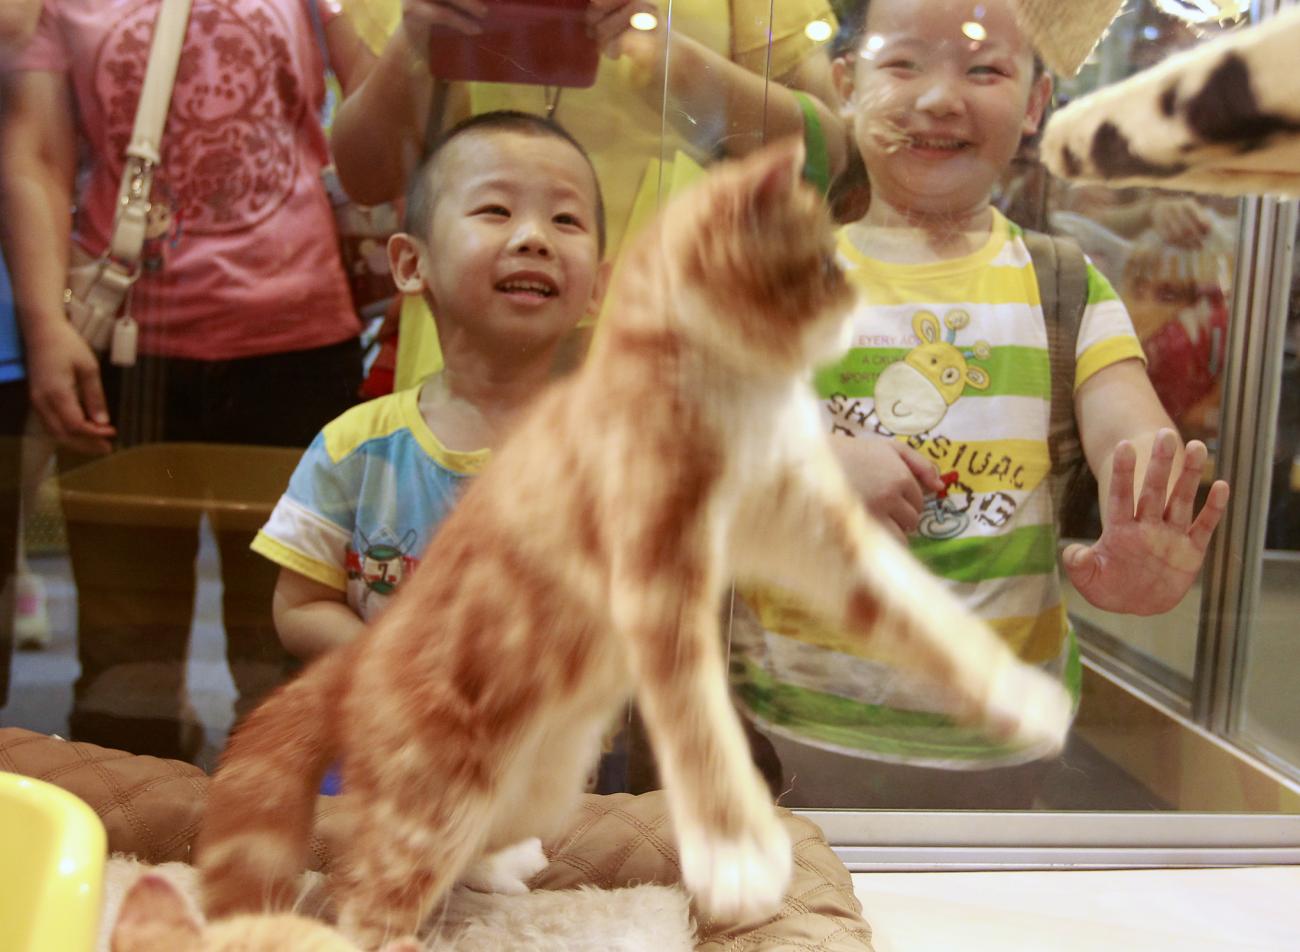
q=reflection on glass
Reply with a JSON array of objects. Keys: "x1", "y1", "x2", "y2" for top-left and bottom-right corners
[
  {"x1": 727, "y1": 0, "x2": 1209, "y2": 813},
  {"x1": 1, "y1": 0, "x2": 1297, "y2": 830},
  {"x1": 1236, "y1": 215, "x2": 1300, "y2": 775}
]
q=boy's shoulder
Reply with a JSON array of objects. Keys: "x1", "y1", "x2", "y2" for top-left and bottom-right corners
[{"x1": 318, "y1": 387, "x2": 421, "y2": 465}]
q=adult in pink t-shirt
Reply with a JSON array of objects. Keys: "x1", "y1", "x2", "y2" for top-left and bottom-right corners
[{"x1": 1, "y1": 0, "x2": 376, "y2": 760}]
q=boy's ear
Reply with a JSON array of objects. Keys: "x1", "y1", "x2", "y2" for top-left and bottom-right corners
[
  {"x1": 388, "y1": 232, "x2": 427, "y2": 296},
  {"x1": 586, "y1": 259, "x2": 613, "y2": 319},
  {"x1": 1022, "y1": 71, "x2": 1054, "y2": 138}
]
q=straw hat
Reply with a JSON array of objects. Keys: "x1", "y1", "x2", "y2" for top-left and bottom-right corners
[{"x1": 1041, "y1": 6, "x2": 1300, "y2": 196}]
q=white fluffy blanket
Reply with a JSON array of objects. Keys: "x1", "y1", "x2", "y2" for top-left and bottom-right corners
[{"x1": 100, "y1": 856, "x2": 697, "y2": 952}]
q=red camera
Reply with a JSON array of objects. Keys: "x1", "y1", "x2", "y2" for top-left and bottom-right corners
[{"x1": 426, "y1": 0, "x2": 600, "y2": 88}]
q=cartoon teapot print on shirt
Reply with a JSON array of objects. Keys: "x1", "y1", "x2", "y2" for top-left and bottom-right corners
[{"x1": 874, "y1": 309, "x2": 991, "y2": 436}]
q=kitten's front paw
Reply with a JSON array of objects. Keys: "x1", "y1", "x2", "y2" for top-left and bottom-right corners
[
  {"x1": 985, "y1": 660, "x2": 1073, "y2": 755},
  {"x1": 678, "y1": 811, "x2": 793, "y2": 925},
  {"x1": 459, "y1": 837, "x2": 549, "y2": 895}
]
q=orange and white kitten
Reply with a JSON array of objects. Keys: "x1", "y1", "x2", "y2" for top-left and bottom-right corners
[
  {"x1": 111, "y1": 874, "x2": 418, "y2": 952},
  {"x1": 197, "y1": 140, "x2": 1070, "y2": 948}
]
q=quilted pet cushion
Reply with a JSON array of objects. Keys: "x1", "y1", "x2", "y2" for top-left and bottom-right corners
[{"x1": 0, "y1": 728, "x2": 873, "y2": 950}]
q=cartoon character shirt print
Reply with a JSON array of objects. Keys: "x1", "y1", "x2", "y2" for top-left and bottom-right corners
[
  {"x1": 252, "y1": 387, "x2": 487, "y2": 622},
  {"x1": 733, "y1": 209, "x2": 1144, "y2": 767}
]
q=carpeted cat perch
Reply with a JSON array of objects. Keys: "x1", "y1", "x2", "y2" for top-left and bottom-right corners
[
  {"x1": 1037, "y1": 4, "x2": 1300, "y2": 197},
  {"x1": 0, "y1": 728, "x2": 873, "y2": 950}
]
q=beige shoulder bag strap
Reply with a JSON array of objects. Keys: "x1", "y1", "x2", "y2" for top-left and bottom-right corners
[{"x1": 66, "y1": 0, "x2": 193, "y2": 366}]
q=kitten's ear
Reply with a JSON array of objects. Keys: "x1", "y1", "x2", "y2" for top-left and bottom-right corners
[
  {"x1": 111, "y1": 874, "x2": 202, "y2": 952},
  {"x1": 379, "y1": 939, "x2": 423, "y2": 952},
  {"x1": 752, "y1": 137, "x2": 807, "y2": 209}
]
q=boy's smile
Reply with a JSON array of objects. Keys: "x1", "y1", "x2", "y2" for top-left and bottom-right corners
[{"x1": 495, "y1": 271, "x2": 559, "y2": 302}]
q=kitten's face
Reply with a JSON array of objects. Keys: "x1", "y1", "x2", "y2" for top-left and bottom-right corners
[{"x1": 670, "y1": 141, "x2": 856, "y2": 373}]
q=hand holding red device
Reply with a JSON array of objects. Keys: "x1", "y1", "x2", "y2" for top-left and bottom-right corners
[{"x1": 425, "y1": 0, "x2": 601, "y2": 88}]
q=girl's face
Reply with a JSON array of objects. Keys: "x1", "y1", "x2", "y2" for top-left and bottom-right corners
[{"x1": 839, "y1": 0, "x2": 1051, "y2": 221}]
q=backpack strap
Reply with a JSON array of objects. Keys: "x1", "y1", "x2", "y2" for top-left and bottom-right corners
[
  {"x1": 1023, "y1": 229, "x2": 1090, "y2": 524},
  {"x1": 793, "y1": 91, "x2": 831, "y2": 197}
]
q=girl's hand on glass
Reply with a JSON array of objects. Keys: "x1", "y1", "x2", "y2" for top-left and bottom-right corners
[{"x1": 1063, "y1": 429, "x2": 1229, "y2": 616}]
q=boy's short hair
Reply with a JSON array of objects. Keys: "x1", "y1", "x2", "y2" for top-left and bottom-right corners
[{"x1": 404, "y1": 110, "x2": 607, "y2": 256}]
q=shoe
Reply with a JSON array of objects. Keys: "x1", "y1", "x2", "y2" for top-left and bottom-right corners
[{"x1": 14, "y1": 571, "x2": 51, "y2": 650}]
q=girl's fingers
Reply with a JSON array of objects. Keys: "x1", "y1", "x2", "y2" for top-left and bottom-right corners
[
  {"x1": 1188, "y1": 480, "x2": 1230, "y2": 553},
  {"x1": 1106, "y1": 440, "x2": 1137, "y2": 526},
  {"x1": 1164, "y1": 438, "x2": 1207, "y2": 527},
  {"x1": 1135, "y1": 429, "x2": 1177, "y2": 523}
]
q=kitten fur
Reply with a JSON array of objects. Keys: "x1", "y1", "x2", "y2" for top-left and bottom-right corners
[
  {"x1": 197, "y1": 140, "x2": 1070, "y2": 948},
  {"x1": 110, "y1": 872, "x2": 417, "y2": 952},
  {"x1": 105, "y1": 859, "x2": 695, "y2": 952}
]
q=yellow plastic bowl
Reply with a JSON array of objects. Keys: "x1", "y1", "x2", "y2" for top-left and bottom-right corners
[{"x1": 0, "y1": 771, "x2": 106, "y2": 952}]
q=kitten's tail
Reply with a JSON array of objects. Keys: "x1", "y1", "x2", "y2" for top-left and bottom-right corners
[{"x1": 196, "y1": 643, "x2": 352, "y2": 919}]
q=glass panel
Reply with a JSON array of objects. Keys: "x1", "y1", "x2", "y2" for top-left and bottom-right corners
[
  {"x1": 2, "y1": 0, "x2": 1297, "y2": 876},
  {"x1": 1234, "y1": 208, "x2": 1300, "y2": 776},
  {"x1": 0, "y1": 0, "x2": 836, "y2": 791},
  {"x1": 725, "y1": 0, "x2": 1300, "y2": 815},
  {"x1": 1047, "y1": 5, "x2": 1242, "y2": 698}
]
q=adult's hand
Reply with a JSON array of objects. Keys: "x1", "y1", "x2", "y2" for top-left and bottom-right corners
[{"x1": 25, "y1": 318, "x2": 115, "y2": 455}]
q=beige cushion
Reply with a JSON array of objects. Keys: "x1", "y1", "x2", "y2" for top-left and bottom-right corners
[{"x1": 0, "y1": 728, "x2": 873, "y2": 950}]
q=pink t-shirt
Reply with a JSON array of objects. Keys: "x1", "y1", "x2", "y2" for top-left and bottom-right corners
[{"x1": 18, "y1": 0, "x2": 359, "y2": 360}]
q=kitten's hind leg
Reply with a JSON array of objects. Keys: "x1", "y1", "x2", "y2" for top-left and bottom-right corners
[
  {"x1": 735, "y1": 456, "x2": 1072, "y2": 754},
  {"x1": 611, "y1": 548, "x2": 791, "y2": 927},
  {"x1": 333, "y1": 781, "x2": 492, "y2": 949}
]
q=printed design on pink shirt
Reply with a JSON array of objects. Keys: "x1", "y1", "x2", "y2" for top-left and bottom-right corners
[
  {"x1": 142, "y1": 181, "x2": 183, "y2": 272},
  {"x1": 96, "y1": 0, "x2": 308, "y2": 239}
]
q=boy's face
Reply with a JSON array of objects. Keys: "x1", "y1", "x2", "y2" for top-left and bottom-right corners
[
  {"x1": 401, "y1": 129, "x2": 607, "y2": 353},
  {"x1": 838, "y1": 0, "x2": 1051, "y2": 220}
]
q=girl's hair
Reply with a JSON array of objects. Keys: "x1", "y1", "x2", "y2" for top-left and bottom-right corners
[
  {"x1": 405, "y1": 110, "x2": 607, "y2": 256},
  {"x1": 830, "y1": 0, "x2": 1046, "y2": 75}
]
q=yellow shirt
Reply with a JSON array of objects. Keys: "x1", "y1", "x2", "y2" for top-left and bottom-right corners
[{"x1": 340, "y1": 0, "x2": 835, "y2": 388}]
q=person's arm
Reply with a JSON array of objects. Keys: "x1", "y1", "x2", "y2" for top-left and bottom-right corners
[
  {"x1": 611, "y1": 23, "x2": 848, "y2": 179},
  {"x1": 324, "y1": 6, "x2": 378, "y2": 97},
  {"x1": 271, "y1": 567, "x2": 366, "y2": 660},
  {"x1": 329, "y1": 0, "x2": 477, "y2": 205},
  {"x1": 1078, "y1": 358, "x2": 1177, "y2": 513},
  {"x1": 0, "y1": 69, "x2": 115, "y2": 453},
  {"x1": 1063, "y1": 358, "x2": 1229, "y2": 615},
  {"x1": 0, "y1": 0, "x2": 40, "y2": 63}
]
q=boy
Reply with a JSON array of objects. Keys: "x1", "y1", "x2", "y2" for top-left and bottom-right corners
[
  {"x1": 252, "y1": 111, "x2": 609, "y2": 660},
  {"x1": 732, "y1": 0, "x2": 1230, "y2": 807}
]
